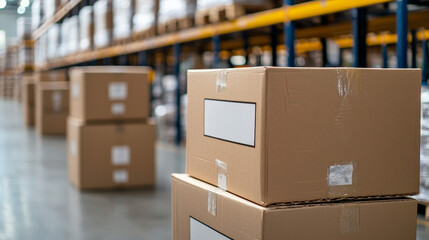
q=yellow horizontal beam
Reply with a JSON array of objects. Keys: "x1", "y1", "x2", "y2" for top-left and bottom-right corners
[
  {"x1": 33, "y1": 0, "x2": 83, "y2": 40},
  {"x1": 37, "y1": 0, "x2": 398, "y2": 70},
  {"x1": 286, "y1": 0, "x2": 393, "y2": 21}
]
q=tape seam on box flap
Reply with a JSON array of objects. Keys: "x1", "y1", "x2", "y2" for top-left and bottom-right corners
[
  {"x1": 216, "y1": 70, "x2": 228, "y2": 93},
  {"x1": 207, "y1": 191, "x2": 217, "y2": 216},
  {"x1": 336, "y1": 68, "x2": 363, "y2": 97},
  {"x1": 215, "y1": 159, "x2": 227, "y2": 190},
  {"x1": 339, "y1": 205, "x2": 360, "y2": 233}
]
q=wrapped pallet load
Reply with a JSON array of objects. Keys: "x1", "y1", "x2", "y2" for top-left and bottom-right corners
[
  {"x1": 79, "y1": 6, "x2": 94, "y2": 51},
  {"x1": 68, "y1": 16, "x2": 79, "y2": 55},
  {"x1": 94, "y1": 0, "x2": 113, "y2": 48},
  {"x1": 32, "y1": 0, "x2": 43, "y2": 31},
  {"x1": 133, "y1": 0, "x2": 158, "y2": 35},
  {"x1": 35, "y1": 35, "x2": 47, "y2": 67},
  {"x1": 59, "y1": 18, "x2": 70, "y2": 57},
  {"x1": 419, "y1": 87, "x2": 429, "y2": 202},
  {"x1": 44, "y1": 0, "x2": 61, "y2": 20},
  {"x1": 47, "y1": 24, "x2": 60, "y2": 60},
  {"x1": 113, "y1": 0, "x2": 133, "y2": 41},
  {"x1": 157, "y1": 0, "x2": 195, "y2": 33},
  {"x1": 17, "y1": 17, "x2": 32, "y2": 41}
]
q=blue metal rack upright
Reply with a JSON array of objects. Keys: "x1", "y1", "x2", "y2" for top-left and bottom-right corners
[
  {"x1": 173, "y1": 44, "x2": 182, "y2": 145},
  {"x1": 285, "y1": 0, "x2": 295, "y2": 67},
  {"x1": 352, "y1": 7, "x2": 368, "y2": 67},
  {"x1": 396, "y1": 0, "x2": 408, "y2": 68}
]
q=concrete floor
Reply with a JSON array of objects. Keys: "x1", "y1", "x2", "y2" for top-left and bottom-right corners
[{"x1": 0, "y1": 99, "x2": 429, "y2": 240}]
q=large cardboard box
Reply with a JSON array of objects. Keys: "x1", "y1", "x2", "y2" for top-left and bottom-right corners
[
  {"x1": 187, "y1": 67, "x2": 421, "y2": 206},
  {"x1": 69, "y1": 66, "x2": 151, "y2": 122},
  {"x1": 67, "y1": 117, "x2": 155, "y2": 190},
  {"x1": 35, "y1": 81, "x2": 69, "y2": 135},
  {"x1": 22, "y1": 75, "x2": 36, "y2": 126},
  {"x1": 172, "y1": 174, "x2": 417, "y2": 240},
  {"x1": 36, "y1": 69, "x2": 68, "y2": 82}
]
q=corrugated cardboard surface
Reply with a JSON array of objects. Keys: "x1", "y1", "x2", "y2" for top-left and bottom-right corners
[
  {"x1": 67, "y1": 117, "x2": 155, "y2": 190},
  {"x1": 172, "y1": 174, "x2": 417, "y2": 240},
  {"x1": 36, "y1": 69, "x2": 68, "y2": 82},
  {"x1": 35, "y1": 81, "x2": 69, "y2": 135},
  {"x1": 69, "y1": 66, "x2": 151, "y2": 122},
  {"x1": 22, "y1": 78, "x2": 35, "y2": 126},
  {"x1": 187, "y1": 67, "x2": 421, "y2": 206}
]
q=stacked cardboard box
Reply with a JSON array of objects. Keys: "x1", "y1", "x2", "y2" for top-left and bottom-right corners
[
  {"x1": 173, "y1": 67, "x2": 421, "y2": 239},
  {"x1": 35, "y1": 69, "x2": 69, "y2": 135},
  {"x1": 22, "y1": 74, "x2": 36, "y2": 126},
  {"x1": 67, "y1": 66, "x2": 155, "y2": 190}
]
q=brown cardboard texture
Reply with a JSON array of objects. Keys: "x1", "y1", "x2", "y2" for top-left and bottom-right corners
[
  {"x1": 172, "y1": 174, "x2": 417, "y2": 240},
  {"x1": 35, "y1": 81, "x2": 69, "y2": 135},
  {"x1": 22, "y1": 77, "x2": 36, "y2": 126},
  {"x1": 67, "y1": 118, "x2": 155, "y2": 190},
  {"x1": 36, "y1": 69, "x2": 68, "y2": 82},
  {"x1": 69, "y1": 66, "x2": 151, "y2": 122},
  {"x1": 187, "y1": 67, "x2": 421, "y2": 206}
]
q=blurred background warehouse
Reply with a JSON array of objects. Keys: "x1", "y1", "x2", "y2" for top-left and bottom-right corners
[{"x1": 0, "y1": 0, "x2": 429, "y2": 239}]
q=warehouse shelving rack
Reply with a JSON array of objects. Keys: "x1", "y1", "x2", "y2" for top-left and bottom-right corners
[{"x1": 31, "y1": 0, "x2": 429, "y2": 144}]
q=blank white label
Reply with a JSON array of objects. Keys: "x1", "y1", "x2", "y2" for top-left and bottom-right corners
[
  {"x1": 111, "y1": 103, "x2": 125, "y2": 115},
  {"x1": 204, "y1": 99, "x2": 256, "y2": 146},
  {"x1": 72, "y1": 82, "x2": 80, "y2": 99},
  {"x1": 111, "y1": 145, "x2": 130, "y2": 165},
  {"x1": 52, "y1": 91, "x2": 62, "y2": 111},
  {"x1": 190, "y1": 218, "x2": 231, "y2": 240},
  {"x1": 113, "y1": 170, "x2": 129, "y2": 183},
  {"x1": 109, "y1": 82, "x2": 128, "y2": 100}
]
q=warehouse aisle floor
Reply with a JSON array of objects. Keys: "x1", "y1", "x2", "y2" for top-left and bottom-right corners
[{"x1": 0, "y1": 99, "x2": 429, "y2": 240}]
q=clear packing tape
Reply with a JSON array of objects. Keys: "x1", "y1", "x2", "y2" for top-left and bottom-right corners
[
  {"x1": 420, "y1": 86, "x2": 429, "y2": 200},
  {"x1": 216, "y1": 69, "x2": 228, "y2": 93}
]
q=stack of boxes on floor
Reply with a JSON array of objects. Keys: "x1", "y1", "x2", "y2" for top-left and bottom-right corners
[
  {"x1": 172, "y1": 67, "x2": 421, "y2": 239},
  {"x1": 35, "y1": 70, "x2": 69, "y2": 135},
  {"x1": 67, "y1": 66, "x2": 155, "y2": 190},
  {"x1": 22, "y1": 74, "x2": 36, "y2": 126}
]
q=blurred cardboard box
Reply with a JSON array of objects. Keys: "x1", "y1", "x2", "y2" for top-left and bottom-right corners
[
  {"x1": 187, "y1": 67, "x2": 421, "y2": 206},
  {"x1": 172, "y1": 174, "x2": 417, "y2": 240},
  {"x1": 22, "y1": 75, "x2": 36, "y2": 126},
  {"x1": 36, "y1": 81, "x2": 69, "y2": 135},
  {"x1": 69, "y1": 66, "x2": 151, "y2": 122},
  {"x1": 36, "y1": 69, "x2": 68, "y2": 82},
  {"x1": 67, "y1": 117, "x2": 155, "y2": 190}
]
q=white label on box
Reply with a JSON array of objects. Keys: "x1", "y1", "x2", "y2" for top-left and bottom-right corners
[
  {"x1": 70, "y1": 141, "x2": 77, "y2": 156},
  {"x1": 204, "y1": 99, "x2": 256, "y2": 147},
  {"x1": 109, "y1": 82, "x2": 128, "y2": 100},
  {"x1": 113, "y1": 170, "x2": 129, "y2": 183},
  {"x1": 328, "y1": 163, "x2": 354, "y2": 186},
  {"x1": 111, "y1": 145, "x2": 130, "y2": 165},
  {"x1": 111, "y1": 103, "x2": 125, "y2": 115},
  {"x1": 52, "y1": 91, "x2": 62, "y2": 111},
  {"x1": 190, "y1": 218, "x2": 231, "y2": 240},
  {"x1": 72, "y1": 82, "x2": 80, "y2": 99}
]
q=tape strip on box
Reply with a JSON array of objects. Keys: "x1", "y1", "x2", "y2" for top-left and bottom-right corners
[
  {"x1": 215, "y1": 159, "x2": 227, "y2": 190},
  {"x1": 336, "y1": 68, "x2": 363, "y2": 97},
  {"x1": 207, "y1": 191, "x2": 217, "y2": 216},
  {"x1": 339, "y1": 205, "x2": 360, "y2": 233},
  {"x1": 216, "y1": 70, "x2": 228, "y2": 93}
]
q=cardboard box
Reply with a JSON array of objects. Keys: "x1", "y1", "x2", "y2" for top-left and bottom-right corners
[
  {"x1": 22, "y1": 76, "x2": 36, "y2": 126},
  {"x1": 67, "y1": 117, "x2": 155, "y2": 190},
  {"x1": 187, "y1": 67, "x2": 421, "y2": 206},
  {"x1": 172, "y1": 174, "x2": 417, "y2": 240},
  {"x1": 36, "y1": 69, "x2": 68, "y2": 82},
  {"x1": 35, "y1": 81, "x2": 69, "y2": 135},
  {"x1": 69, "y1": 66, "x2": 151, "y2": 122}
]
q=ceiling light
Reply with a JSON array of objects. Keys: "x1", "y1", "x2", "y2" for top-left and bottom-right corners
[
  {"x1": 21, "y1": 0, "x2": 30, "y2": 8},
  {"x1": 17, "y1": 5, "x2": 26, "y2": 14},
  {"x1": 0, "y1": 0, "x2": 7, "y2": 9}
]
